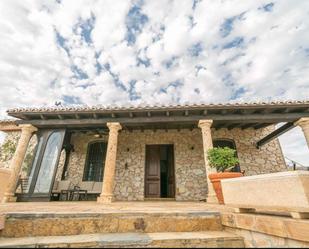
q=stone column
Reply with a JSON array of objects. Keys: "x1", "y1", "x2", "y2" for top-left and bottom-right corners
[
  {"x1": 295, "y1": 117, "x2": 309, "y2": 149},
  {"x1": 3, "y1": 124, "x2": 37, "y2": 203},
  {"x1": 98, "y1": 122, "x2": 122, "y2": 203},
  {"x1": 198, "y1": 120, "x2": 218, "y2": 204}
]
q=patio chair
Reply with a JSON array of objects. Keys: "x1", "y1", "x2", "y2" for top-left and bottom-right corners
[
  {"x1": 70, "y1": 181, "x2": 94, "y2": 201},
  {"x1": 51, "y1": 180, "x2": 71, "y2": 201}
]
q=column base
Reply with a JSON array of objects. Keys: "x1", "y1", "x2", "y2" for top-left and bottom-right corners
[
  {"x1": 2, "y1": 194, "x2": 17, "y2": 203},
  {"x1": 97, "y1": 194, "x2": 114, "y2": 204}
]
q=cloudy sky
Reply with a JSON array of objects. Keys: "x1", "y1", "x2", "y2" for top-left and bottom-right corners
[{"x1": 0, "y1": 0, "x2": 308, "y2": 165}]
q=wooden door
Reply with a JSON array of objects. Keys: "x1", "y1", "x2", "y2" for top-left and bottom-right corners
[
  {"x1": 167, "y1": 145, "x2": 175, "y2": 198},
  {"x1": 145, "y1": 145, "x2": 161, "y2": 198}
]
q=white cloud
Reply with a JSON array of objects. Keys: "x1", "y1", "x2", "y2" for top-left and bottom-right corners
[{"x1": 0, "y1": 0, "x2": 308, "y2": 162}]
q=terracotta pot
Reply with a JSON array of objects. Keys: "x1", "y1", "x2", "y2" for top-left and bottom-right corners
[{"x1": 208, "y1": 172, "x2": 243, "y2": 204}]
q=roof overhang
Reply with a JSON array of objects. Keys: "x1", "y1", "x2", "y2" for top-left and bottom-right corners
[{"x1": 6, "y1": 101, "x2": 309, "y2": 131}]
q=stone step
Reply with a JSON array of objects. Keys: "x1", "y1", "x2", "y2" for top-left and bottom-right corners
[
  {"x1": 0, "y1": 211, "x2": 222, "y2": 238},
  {"x1": 0, "y1": 232, "x2": 245, "y2": 248}
]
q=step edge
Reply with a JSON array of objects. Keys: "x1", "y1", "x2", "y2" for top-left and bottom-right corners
[{"x1": 0, "y1": 232, "x2": 244, "y2": 248}]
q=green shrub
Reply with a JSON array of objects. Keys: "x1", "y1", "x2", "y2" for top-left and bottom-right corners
[{"x1": 207, "y1": 147, "x2": 239, "y2": 172}]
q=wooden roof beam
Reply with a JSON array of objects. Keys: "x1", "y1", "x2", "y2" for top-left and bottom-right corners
[
  {"x1": 241, "y1": 123, "x2": 255, "y2": 130},
  {"x1": 253, "y1": 123, "x2": 272, "y2": 130},
  {"x1": 256, "y1": 122, "x2": 295, "y2": 149},
  {"x1": 227, "y1": 123, "x2": 242, "y2": 130}
]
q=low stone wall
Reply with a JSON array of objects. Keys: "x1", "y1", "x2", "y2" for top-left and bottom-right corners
[{"x1": 222, "y1": 212, "x2": 309, "y2": 248}]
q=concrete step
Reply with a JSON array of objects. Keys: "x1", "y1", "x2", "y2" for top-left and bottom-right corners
[
  {"x1": 0, "y1": 232, "x2": 245, "y2": 248},
  {"x1": 0, "y1": 211, "x2": 222, "y2": 238}
]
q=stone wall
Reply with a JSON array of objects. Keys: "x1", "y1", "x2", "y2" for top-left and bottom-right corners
[
  {"x1": 114, "y1": 129, "x2": 207, "y2": 201},
  {"x1": 213, "y1": 126, "x2": 286, "y2": 175},
  {"x1": 222, "y1": 212, "x2": 309, "y2": 248},
  {"x1": 64, "y1": 126, "x2": 286, "y2": 201},
  {"x1": 0, "y1": 126, "x2": 287, "y2": 201}
]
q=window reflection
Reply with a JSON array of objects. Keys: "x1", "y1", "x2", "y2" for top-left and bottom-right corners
[{"x1": 34, "y1": 132, "x2": 63, "y2": 193}]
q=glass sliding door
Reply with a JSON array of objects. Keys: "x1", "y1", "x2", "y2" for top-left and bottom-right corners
[
  {"x1": 34, "y1": 131, "x2": 64, "y2": 194},
  {"x1": 18, "y1": 129, "x2": 66, "y2": 202}
]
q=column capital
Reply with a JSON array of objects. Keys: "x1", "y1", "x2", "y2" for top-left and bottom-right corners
[
  {"x1": 295, "y1": 117, "x2": 309, "y2": 127},
  {"x1": 107, "y1": 122, "x2": 122, "y2": 132},
  {"x1": 198, "y1": 120, "x2": 213, "y2": 129},
  {"x1": 19, "y1": 124, "x2": 38, "y2": 134}
]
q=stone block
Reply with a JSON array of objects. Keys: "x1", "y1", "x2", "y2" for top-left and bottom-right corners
[{"x1": 222, "y1": 171, "x2": 309, "y2": 211}]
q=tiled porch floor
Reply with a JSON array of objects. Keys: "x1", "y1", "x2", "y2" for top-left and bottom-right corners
[{"x1": 0, "y1": 201, "x2": 233, "y2": 215}]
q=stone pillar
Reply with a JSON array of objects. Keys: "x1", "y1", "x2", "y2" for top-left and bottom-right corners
[
  {"x1": 98, "y1": 122, "x2": 122, "y2": 203},
  {"x1": 2, "y1": 124, "x2": 37, "y2": 203},
  {"x1": 295, "y1": 117, "x2": 309, "y2": 149},
  {"x1": 198, "y1": 120, "x2": 218, "y2": 204}
]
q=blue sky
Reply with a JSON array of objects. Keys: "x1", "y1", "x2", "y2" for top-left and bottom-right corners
[{"x1": 0, "y1": 0, "x2": 308, "y2": 165}]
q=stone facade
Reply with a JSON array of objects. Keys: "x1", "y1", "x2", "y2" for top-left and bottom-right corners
[
  {"x1": 114, "y1": 129, "x2": 207, "y2": 201},
  {"x1": 0, "y1": 126, "x2": 287, "y2": 201},
  {"x1": 213, "y1": 126, "x2": 286, "y2": 175}
]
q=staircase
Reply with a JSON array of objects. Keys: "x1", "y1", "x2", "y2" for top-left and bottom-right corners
[{"x1": 0, "y1": 211, "x2": 244, "y2": 248}]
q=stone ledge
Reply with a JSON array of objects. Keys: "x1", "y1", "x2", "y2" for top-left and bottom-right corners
[
  {"x1": 0, "y1": 231, "x2": 245, "y2": 248},
  {"x1": 221, "y1": 212, "x2": 309, "y2": 243},
  {"x1": 221, "y1": 171, "x2": 309, "y2": 211}
]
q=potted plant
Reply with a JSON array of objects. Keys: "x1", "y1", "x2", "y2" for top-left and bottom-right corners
[{"x1": 207, "y1": 147, "x2": 243, "y2": 204}]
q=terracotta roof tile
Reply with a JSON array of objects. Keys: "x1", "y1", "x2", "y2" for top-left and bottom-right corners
[{"x1": 6, "y1": 100, "x2": 309, "y2": 114}]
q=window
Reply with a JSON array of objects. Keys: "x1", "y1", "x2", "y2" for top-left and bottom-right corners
[
  {"x1": 213, "y1": 139, "x2": 241, "y2": 172},
  {"x1": 83, "y1": 141, "x2": 107, "y2": 182}
]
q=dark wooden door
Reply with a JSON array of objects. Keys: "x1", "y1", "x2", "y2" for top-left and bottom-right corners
[
  {"x1": 167, "y1": 145, "x2": 175, "y2": 198},
  {"x1": 145, "y1": 145, "x2": 161, "y2": 198}
]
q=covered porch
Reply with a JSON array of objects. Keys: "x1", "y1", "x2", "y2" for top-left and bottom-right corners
[{"x1": 1, "y1": 101, "x2": 309, "y2": 204}]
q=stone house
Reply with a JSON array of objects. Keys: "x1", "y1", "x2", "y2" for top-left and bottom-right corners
[{"x1": 0, "y1": 101, "x2": 308, "y2": 203}]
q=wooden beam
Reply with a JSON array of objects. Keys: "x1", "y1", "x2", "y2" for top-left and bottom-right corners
[
  {"x1": 256, "y1": 122, "x2": 295, "y2": 149},
  {"x1": 241, "y1": 123, "x2": 255, "y2": 130},
  {"x1": 215, "y1": 123, "x2": 228, "y2": 130},
  {"x1": 16, "y1": 113, "x2": 309, "y2": 127},
  {"x1": 227, "y1": 123, "x2": 241, "y2": 130},
  {"x1": 253, "y1": 123, "x2": 272, "y2": 130}
]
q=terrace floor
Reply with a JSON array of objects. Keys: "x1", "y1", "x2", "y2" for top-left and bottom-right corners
[{"x1": 0, "y1": 201, "x2": 233, "y2": 215}]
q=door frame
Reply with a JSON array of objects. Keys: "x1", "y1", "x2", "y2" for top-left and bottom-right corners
[
  {"x1": 17, "y1": 129, "x2": 66, "y2": 202},
  {"x1": 144, "y1": 144, "x2": 176, "y2": 199}
]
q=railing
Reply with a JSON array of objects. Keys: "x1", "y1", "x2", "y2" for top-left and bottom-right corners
[{"x1": 285, "y1": 156, "x2": 309, "y2": 171}]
